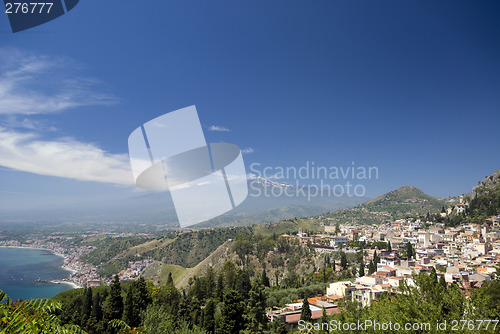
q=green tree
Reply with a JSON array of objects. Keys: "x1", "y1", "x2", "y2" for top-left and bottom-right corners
[
  {"x1": 300, "y1": 298, "x2": 312, "y2": 322},
  {"x1": 133, "y1": 277, "x2": 151, "y2": 324},
  {"x1": 405, "y1": 242, "x2": 414, "y2": 259},
  {"x1": 166, "y1": 272, "x2": 173, "y2": 285},
  {"x1": 220, "y1": 261, "x2": 237, "y2": 291},
  {"x1": 202, "y1": 298, "x2": 216, "y2": 334},
  {"x1": 355, "y1": 250, "x2": 364, "y2": 264},
  {"x1": 268, "y1": 320, "x2": 286, "y2": 334},
  {"x1": 359, "y1": 261, "x2": 365, "y2": 277},
  {"x1": 104, "y1": 275, "x2": 123, "y2": 323},
  {"x1": 87, "y1": 292, "x2": 103, "y2": 334},
  {"x1": 233, "y1": 238, "x2": 253, "y2": 264},
  {"x1": 122, "y1": 288, "x2": 134, "y2": 328},
  {"x1": 235, "y1": 269, "x2": 251, "y2": 301},
  {"x1": 90, "y1": 292, "x2": 102, "y2": 321},
  {"x1": 216, "y1": 290, "x2": 245, "y2": 334},
  {"x1": 471, "y1": 280, "x2": 500, "y2": 320},
  {"x1": 155, "y1": 281, "x2": 181, "y2": 317},
  {"x1": 319, "y1": 307, "x2": 329, "y2": 334},
  {"x1": 215, "y1": 272, "x2": 224, "y2": 302},
  {"x1": 340, "y1": 252, "x2": 348, "y2": 270},
  {"x1": 439, "y1": 275, "x2": 446, "y2": 288},
  {"x1": 260, "y1": 269, "x2": 270, "y2": 287},
  {"x1": 244, "y1": 282, "x2": 268, "y2": 333},
  {"x1": 82, "y1": 287, "x2": 92, "y2": 322},
  {"x1": 177, "y1": 291, "x2": 192, "y2": 327},
  {"x1": 368, "y1": 260, "x2": 376, "y2": 275},
  {"x1": 141, "y1": 304, "x2": 175, "y2": 334},
  {"x1": 205, "y1": 267, "x2": 216, "y2": 299}
]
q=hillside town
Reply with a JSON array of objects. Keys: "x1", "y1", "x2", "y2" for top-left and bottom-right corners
[{"x1": 268, "y1": 203, "x2": 500, "y2": 328}]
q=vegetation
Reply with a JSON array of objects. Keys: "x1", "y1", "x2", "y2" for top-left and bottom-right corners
[
  {"x1": 7, "y1": 259, "x2": 492, "y2": 334},
  {"x1": 0, "y1": 289, "x2": 86, "y2": 334},
  {"x1": 82, "y1": 228, "x2": 251, "y2": 277}
]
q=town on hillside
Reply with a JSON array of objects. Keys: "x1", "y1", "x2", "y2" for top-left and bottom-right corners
[{"x1": 267, "y1": 203, "x2": 499, "y2": 328}]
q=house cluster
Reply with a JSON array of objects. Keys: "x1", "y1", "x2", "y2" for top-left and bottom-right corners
[
  {"x1": 69, "y1": 259, "x2": 102, "y2": 288},
  {"x1": 117, "y1": 259, "x2": 155, "y2": 282},
  {"x1": 269, "y1": 213, "x2": 500, "y2": 329}
]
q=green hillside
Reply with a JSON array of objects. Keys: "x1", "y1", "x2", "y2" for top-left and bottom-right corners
[
  {"x1": 325, "y1": 186, "x2": 450, "y2": 224},
  {"x1": 81, "y1": 228, "x2": 247, "y2": 277},
  {"x1": 81, "y1": 186, "x2": 449, "y2": 278}
]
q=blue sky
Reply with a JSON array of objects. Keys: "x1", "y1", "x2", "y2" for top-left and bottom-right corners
[{"x1": 0, "y1": 0, "x2": 499, "y2": 213}]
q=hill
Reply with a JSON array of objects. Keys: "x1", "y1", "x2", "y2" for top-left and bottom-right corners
[
  {"x1": 472, "y1": 169, "x2": 500, "y2": 197},
  {"x1": 80, "y1": 228, "x2": 246, "y2": 277},
  {"x1": 142, "y1": 240, "x2": 235, "y2": 288},
  {"x1": 324, "y1": 185, "x2": 450, "y2": 224},
  {"x1": 363, "y1": 185, "x2": 446, "y2": 213}
]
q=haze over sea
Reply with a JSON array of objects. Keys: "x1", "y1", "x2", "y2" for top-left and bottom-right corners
[{"x1": 0, "y1": 247, "x2": 74, "y2": 301}]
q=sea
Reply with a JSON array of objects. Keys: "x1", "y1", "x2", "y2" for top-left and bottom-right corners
[{"x1": 0, "y1": 247, "x2": 74, "y2": 301}]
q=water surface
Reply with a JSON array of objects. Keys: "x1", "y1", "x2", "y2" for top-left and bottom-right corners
[{"x1": 0, "y1": 247, "x2": 73, "y2": 300}]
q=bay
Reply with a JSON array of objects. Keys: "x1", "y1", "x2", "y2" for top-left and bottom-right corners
[{"x1": 0, "y1": 247, "x2": 74, "y2": 301}]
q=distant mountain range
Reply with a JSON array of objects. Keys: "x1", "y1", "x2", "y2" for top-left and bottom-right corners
[
  {"x1": 196, "y1": 174, "x2": 367, "y2": 227},
  {"x1": 0, "y1": 174, "x2": 366, "y2": 226},
  {"x1": 4, "y1": 169, "x2": 499, "y2": 228}
]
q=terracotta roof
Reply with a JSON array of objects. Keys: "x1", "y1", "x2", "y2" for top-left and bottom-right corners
[{"x1": 284, "y1": 307, "x2": 340, "y2": 324}]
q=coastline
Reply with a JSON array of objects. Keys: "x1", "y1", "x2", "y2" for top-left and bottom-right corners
[
  {"x1": 49, "y1": 280, "x2": 81, "y2": 289},
  {"x1": 0, "y1": 245, "x2": 82, "y2": 289}
]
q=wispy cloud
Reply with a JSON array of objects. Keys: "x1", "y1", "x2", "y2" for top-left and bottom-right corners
[
  {"x1": 0, "y1": 48, "x2": 119, "y2": 117},
  {"x1": 242, "y1": 147, "x2": 254, "y2": 154},
  {"x1": 1, "y1": 115, "x2": 57, "y2": 131},
  {"x1": 0, "y1": 49, "x2": 130, "y2": 185},
  {"x1": 0, "y1": 127, "x2": 133, "y2": 185},
  {"x1": 208, "y1": 125, "x2": 230, "y2": 132}
]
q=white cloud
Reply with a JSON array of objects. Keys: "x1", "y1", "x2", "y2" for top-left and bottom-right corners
[
  {"x1": 242, "y1": 147, "x2": 254, "y2": 154},
  {"x1": 0, "y1": 127, "x2": 134, "y2": 185},
  {"x1": 208, "y1": 125, "x2": 230, "y2": 132},
  {"x1": 0, "y1": 49, "x2": 130, "y2": 186},
  {"x1": 1, "y1": 115, "x2": 57, "y2": 131},
  {"x1": 0, "y1": 49, "x2": 119, "y2": 117}
]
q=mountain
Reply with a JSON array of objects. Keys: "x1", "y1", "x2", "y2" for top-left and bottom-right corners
[
  {"x1": 324, "y1": 185, "x2": 450, "y2": 224},
  {"x1": 464, "y1": 169, "x2": 500, "y2": 222},
  {"x1": 472, "y1": 169, "x2": 500, "y2": 197},
  {"x1": 363, "y1": 185, "x2": 446, "y2": 213}
]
